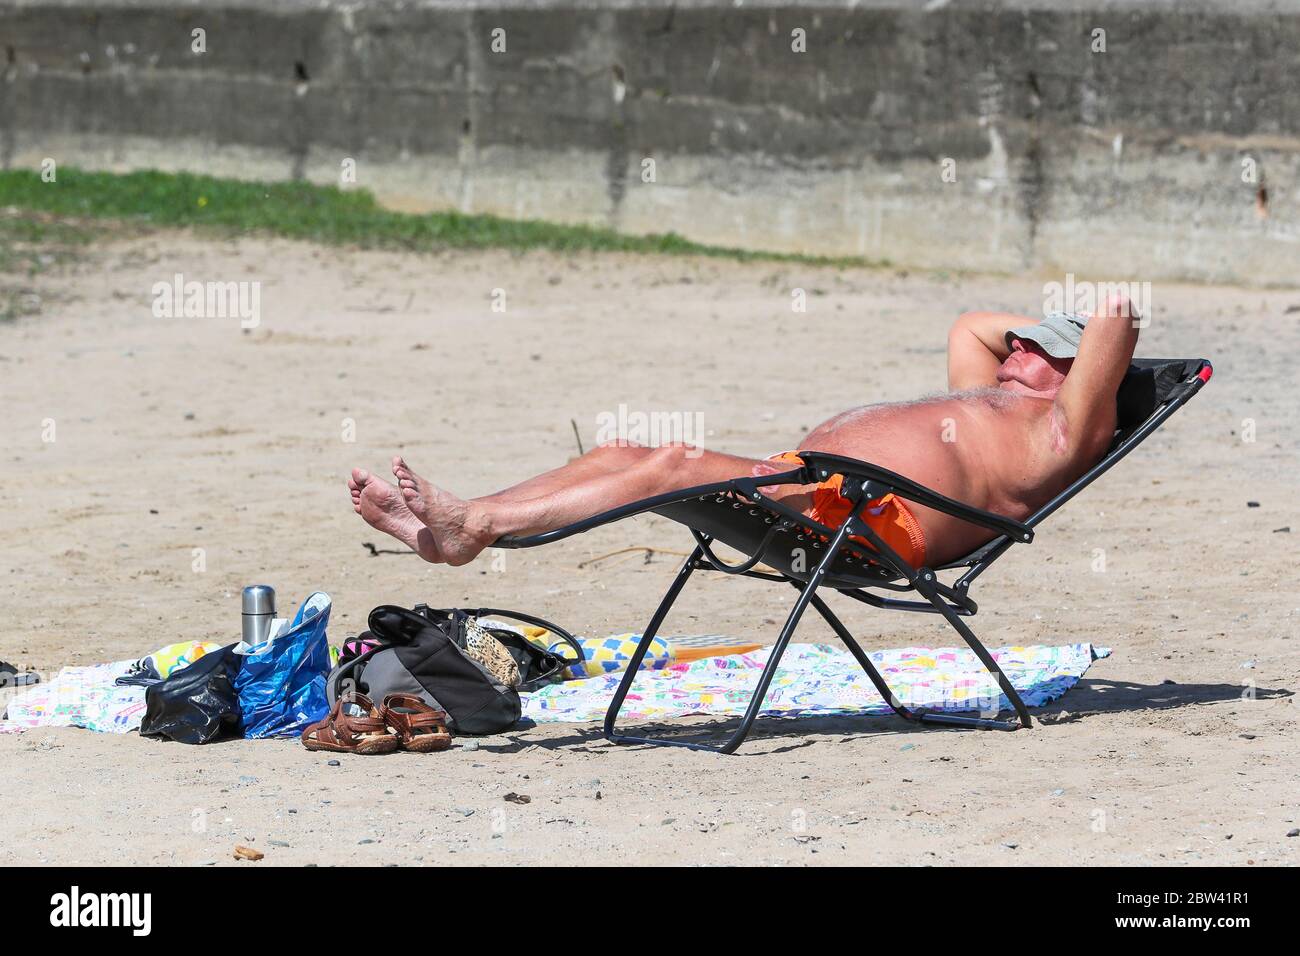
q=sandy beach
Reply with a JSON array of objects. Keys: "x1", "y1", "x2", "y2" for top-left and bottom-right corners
[{"x1": 1, "y1": 231, "x2": 1296, "y2": 866}]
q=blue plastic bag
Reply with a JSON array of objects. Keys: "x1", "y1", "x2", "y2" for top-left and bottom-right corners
[{"x1": 234, "y1": 592, "x2": 332, "y2": 739}]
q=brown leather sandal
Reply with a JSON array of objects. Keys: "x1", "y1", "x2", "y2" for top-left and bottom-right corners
[
  {"x1": 301, "y1": 694, "x2": 400, "y2": 755},
  {"x1": 382, "y1": 694, "x2": 453, "y2": 753}
]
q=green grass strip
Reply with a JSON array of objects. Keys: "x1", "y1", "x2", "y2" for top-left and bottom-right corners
[{"x1": 0, "y1": 167, "x2": 880, "y2": 267}]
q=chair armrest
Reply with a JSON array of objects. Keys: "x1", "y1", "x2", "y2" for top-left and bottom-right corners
[
  {"x1": 493, "y1": 468, "x2": 810, "y2": 548},
  {"x1": 791, "y1": 451, "x2": 1034, "y2": 544}
]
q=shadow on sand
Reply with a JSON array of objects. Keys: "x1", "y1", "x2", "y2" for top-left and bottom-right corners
[{"x1": 479, "y1": 678, "x2": 1292, "y2": 756}]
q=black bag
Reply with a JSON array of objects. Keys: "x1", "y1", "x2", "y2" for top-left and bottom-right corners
[
  {"x1": 139, "y1": 643, "x2": 243, "y2": 744},
  {"x1": 326, "y1": 605, "x2": 584, "y2": 736}
]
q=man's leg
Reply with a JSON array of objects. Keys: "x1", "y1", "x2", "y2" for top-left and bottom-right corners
[
  {"x1": 476, "y1": 441, "x2": 658, "y2": 504},
  {"x1": 348, "y1": 442, "x2": 656, "y2": 561},
  {"x1": 391, "y1": 446, "x2": 796, "y2": 566}
]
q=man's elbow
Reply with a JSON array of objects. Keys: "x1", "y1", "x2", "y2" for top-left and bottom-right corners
[
  {"x1": 1098, "y1": 293, "x2": 1141, "y2": 333},
  {"x1": 953, "y1": 310, "x2": 993, "y2": 331},
  {"x1": 1085, "y1": 294, "x2": 1141, "y2": 360}
]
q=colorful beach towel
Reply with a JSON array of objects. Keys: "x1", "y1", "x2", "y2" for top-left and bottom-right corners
[
  {"x1": 522, "y1": 642, "x2": 1109, "y2": 724},
  {"x1": 551, "y1": 633, "x2": 674, "y2": 679},
  {"x1": 515, "y1": 627, "x2": 765, "y2": 679},
  {"x1": 1, "y1": 660, "x2": 148, "y2": 734},
  {"x1": 0, "y1": 640, "x2": 222, "y2": 735},
  {"x1": 3, "y1": 640, "x2": 1109, "y2": 734}
]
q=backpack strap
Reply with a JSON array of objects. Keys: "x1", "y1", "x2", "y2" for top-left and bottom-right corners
[
  {"x1": 468, "y1": 607, "x2": 585, "y2": 667},
  {"x1": 357, "y1": 603, "x2": 586, "y2": 678}
]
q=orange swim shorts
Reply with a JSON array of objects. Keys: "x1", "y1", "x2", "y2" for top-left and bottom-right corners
[{"x1": 767, "y1": 452, "x2": 928, "y2": 568}]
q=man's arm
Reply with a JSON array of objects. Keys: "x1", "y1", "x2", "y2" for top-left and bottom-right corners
[
  {"x1": 947, "y1": 311, "x2": 1039, "y2": 390},
  {"x1": 1052, "y1": 296, "x2": 1140, "y2": 456}
]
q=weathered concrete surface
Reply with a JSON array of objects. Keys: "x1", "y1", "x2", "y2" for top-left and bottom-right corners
[{"x1": 1, "y1": 0, "x2": 1298, "y2": 284}]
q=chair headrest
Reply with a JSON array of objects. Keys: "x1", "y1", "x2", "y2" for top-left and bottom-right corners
[{"x1": 1116, "y1": 358, "x2": 1208, "y2": 437}]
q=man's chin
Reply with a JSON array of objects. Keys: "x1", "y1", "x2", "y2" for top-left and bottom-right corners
[{"x1": 998, "y1": 379, "x2": 1045, "y2": 397}]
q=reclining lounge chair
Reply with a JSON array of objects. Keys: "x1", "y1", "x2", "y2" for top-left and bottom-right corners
[{"x1": 496, "y1": 358, "x2": 1213, "y2": 753}]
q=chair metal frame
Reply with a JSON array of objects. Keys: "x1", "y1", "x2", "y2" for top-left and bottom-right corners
[{"x1": 496, "y1": 359, "x2": 1213, "y2": 754}]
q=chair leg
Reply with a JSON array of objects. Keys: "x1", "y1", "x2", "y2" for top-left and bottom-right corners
[
  {"x1": 806, "y1": 593, "x2": 919, "y2": 722},
  {"x1": 603, "y1": 553, "x2": 827, "y2": 753},
  {"x1": 911, "y1": 570, "x2": 1032, "y2": 730},
  {"x1": 605, "y1": 513, "x2": 863, "y2": 754},
  {"x1": 710, "y1": 567, "x2": 826, "y2": 754},
  {"x1": 603, "y1": 545, "x2": 703, "y2": 741},
  {"x1": 808, "y1": 592, "x2": 1021, "y2": 731}
]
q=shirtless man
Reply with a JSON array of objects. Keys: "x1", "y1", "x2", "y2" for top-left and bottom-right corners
[{"x1": 348, "y1": 296, "x2": 1139, "y2": 568}]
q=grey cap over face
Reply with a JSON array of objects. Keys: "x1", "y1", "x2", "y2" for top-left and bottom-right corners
[{"x1": 1006, "y1": 311, "x2": 1090, "y2": 359}]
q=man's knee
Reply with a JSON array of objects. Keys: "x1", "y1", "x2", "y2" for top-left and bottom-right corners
[
  {"x1": 590, "y1": 439, "x2": 648, "y2": 464},
  {"x1": 596, "y1": 438, "x2": 644, "y2": 451},
  {"x1": 643, "y1": 443, "x2": 705, "y2": 469},
  {"x1": 647, "y1": 443, "x2": 685, "y2": 465}
]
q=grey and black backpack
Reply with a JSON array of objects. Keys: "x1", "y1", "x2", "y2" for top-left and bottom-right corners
[{"x1": 326, "y1": 605, "x2": 584, "y2": 735}]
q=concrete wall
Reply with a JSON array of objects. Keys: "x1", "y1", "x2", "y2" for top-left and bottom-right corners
[{"x1": 2, "y1": 0, "x2": 1298, "y2": 285}]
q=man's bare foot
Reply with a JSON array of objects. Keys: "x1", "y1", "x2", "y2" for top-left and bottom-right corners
[
  {"x1": 390, "y1": 456, "x2": 495, "y2": 567},
  {"x1": 347, "y1": 468, "x2": 442, "y2": 563}
]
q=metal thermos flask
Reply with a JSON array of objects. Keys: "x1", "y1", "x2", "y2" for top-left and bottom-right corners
[{"x1": 241, "y1": 585, "x2": 276, "y2": 644}]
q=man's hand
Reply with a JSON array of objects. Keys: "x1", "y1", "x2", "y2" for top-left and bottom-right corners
[{"x1": 947, "y1": 311, "x2": 1039, "y2": 390}]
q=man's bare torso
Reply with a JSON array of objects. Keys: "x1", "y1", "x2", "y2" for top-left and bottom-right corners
[{"x1": 797, "y1": 387, "x2": 1100, "y2": 563}]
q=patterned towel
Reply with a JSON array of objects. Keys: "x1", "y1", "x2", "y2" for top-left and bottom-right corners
[
  {"x1": 522, "y1": 642, "x2": 1109, "y2": 723},
  {"x1": 1, "y1": 660, "x2": 147, "y2": 734},
  {"x1": 0, "y1": 640, "x2": 222, "y2": 735},
  {"x1": 2, "y1": 641, "x2": 1110, "y2": 734}
]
